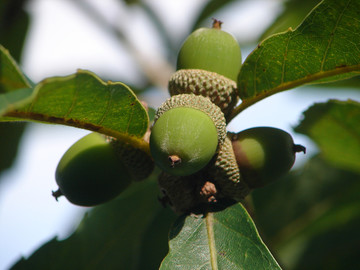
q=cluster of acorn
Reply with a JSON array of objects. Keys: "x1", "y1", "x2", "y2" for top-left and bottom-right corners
[{"x1": 52, "y1": 20, "x2": 305, "y2": 213}]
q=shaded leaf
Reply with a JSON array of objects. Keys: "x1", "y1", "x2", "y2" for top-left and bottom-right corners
[
  {"x1": 0, "y1": 45, "x2": 30, "y2": 91},
  {"x1": 2, "y1": 70, "x2": 149, "y2": 147},
  {"x1": 160, "y1": 201, "x2": 281, "y2": 270},
  {"x1": 251, "y1": 155, "x2": 360, "y2": 269},
  {"x1": 0, "y1": 0, "x2": 30, "y2": 62},
  {"x1": 11, "y1": 178, "x2": 177, "y2": 270},
  {"x1": 235, "y1": 0, "x2": 360, "y2": 117},
  {"x1": 0, "y1": 45, "x2": 33, "y2": 115},
  {"x1": 0, "y1": 122, "x2": 26, "y2": 175},
  {"x1": 295, "y1": 99, "x2": 360, "y2": 174}
]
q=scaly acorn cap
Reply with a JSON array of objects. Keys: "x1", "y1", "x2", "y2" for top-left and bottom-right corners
[
  {"x1": 208, "y1": 135, "x2": 250, "y2": 201},
  {"x1": 154, "y1": 94, "x2": 227, "y2": 149},
  {"x1": 151, "y1": 94, "x2": 227, "y2": 176},
  {"x1": 106, "y1": 136, "x2": 154, "y2": 181},
  {"x1": 168, "y1": 69, "x2": 239, "y2": 118}
]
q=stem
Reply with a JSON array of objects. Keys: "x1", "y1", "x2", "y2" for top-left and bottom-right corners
[
  {"x1": 52, "y1": 189, "x2": 63, "y2": 201},
  {"x1": 293, "y1": 144, "x2": 306, "y2": 154},
  {"x1": 212, "y1": 18, "x2": 223, "y2": 29}
]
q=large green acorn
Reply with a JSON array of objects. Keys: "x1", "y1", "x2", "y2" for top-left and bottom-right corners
[
  {"x1": 176, "y1": 19, "x2": 241, "y2": 81},
  {"x1": 150, "y1": 94, "x2": 226, "y2": 176},
  {"x1": 53, "y1": 132, "x2": 153, "y2": 206},
  {"x1": 169, "y1": 20, "x2": 242, "y2": 117},
  {"x1": 230, "y1": 127, "x2": 306, "y2": 188}
]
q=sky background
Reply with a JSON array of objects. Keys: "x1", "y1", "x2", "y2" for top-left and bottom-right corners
[{"x1": 1, "y1": 0, "x2": 359, "y2": 269}]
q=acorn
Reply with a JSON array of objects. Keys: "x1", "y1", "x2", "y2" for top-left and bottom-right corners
[
  {"x1": 230, "y1": 127, "x2": 306, "y2": 188},
  {"x1": 169, "y1": 19, "x2": 242, "y2": 117},
  {"x1": 150, "y1": 94, "x2": 226, "y2": 176},
  {"x1": 176, "y1": 19, "x2": 241, "y2": 81},
  {"x1": 53, "y1": 132, "x2": 153, "y2": 206}
]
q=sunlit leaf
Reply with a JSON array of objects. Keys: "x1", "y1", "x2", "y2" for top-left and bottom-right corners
[
  {"x1": 295, "y1": 99, "x2": 360, "y2": 174},
  {"x1": 234, "y1": 0, "x2": 360, "y2": 117},
  {"x1": 160, "y1": 202, "x2": 281, "y2": 270},
  {"x1": 2, "y1": 70, "x2": 149, "y2": 148}
]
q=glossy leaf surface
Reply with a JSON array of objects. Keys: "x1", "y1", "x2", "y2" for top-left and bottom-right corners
[
  {"x1": 1, "y1": 70, "x2": 149, "y2": 142},
  {"x1": 236, "y1": 0, "x2": 360, "y2": 116},
  {"x1": 160, "y1": 202, "x2": 281, "y2": 270}
]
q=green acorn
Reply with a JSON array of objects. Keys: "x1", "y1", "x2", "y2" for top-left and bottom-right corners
[
  {"x1": 53, "y1": 132, "x2": 154, "y2": 206},
  {"x1": 176, "y1": 19, "x2": 241, "y2": 81},
  {"x1": 169, "y1": 19, "x2": 242, "y2": 117},
  {"x1": 150, "y1": 94, "x2": 226, "y2": 176},
  {"x1": 230, "y1": 127, "x2": 306, "y2": 188}
]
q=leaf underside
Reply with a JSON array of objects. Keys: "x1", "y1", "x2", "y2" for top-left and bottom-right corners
[
  {"x1": 295, "y1": 99, "x2": 360, "y2": 173},
  {"x1": 11, "y1": 179, "x2": 177, "y2": 270}
]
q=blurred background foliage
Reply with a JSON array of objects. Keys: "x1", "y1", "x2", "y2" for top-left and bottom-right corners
[{"x1": 1, "y1": 0, "x2": 359, "y2": 269}]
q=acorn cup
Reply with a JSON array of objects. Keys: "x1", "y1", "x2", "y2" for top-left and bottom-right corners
[
  {"x1": 168, "y1": 19, "x2": 242, "y2": 118},
  {"x1": 230, "y1": 127, "x2": 306, "y2": 188},
  {"x1": 206, "y1": 136, "x2": 251, "y2": 201},
  {"x1": 53, "y1": 132, "x2": 154, "y2": 206},
  {"x1": 149, "y1": 94, "x2": 226, "y2": 177}
]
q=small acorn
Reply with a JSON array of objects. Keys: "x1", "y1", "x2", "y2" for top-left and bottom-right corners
[
  {"x1": 230, "y1": 127, "x2": 306, "y2": 188},
  {"x1": 169, "y1": 19, "x2": 242, "y2": 118},
  {"x1": 150, "y1": 94, "x2": 226, "y2": 176},
  {"x1": 53, "y1": 132, "x2": 153, "y2": 206}
]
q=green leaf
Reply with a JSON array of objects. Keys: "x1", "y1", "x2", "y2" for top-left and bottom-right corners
[
  {"x1": 0, "y1": 0, "x2": 30, "y2": 62},
  {"x1": 235, "y1": 0, "x2": 360, "y2": 117},
  {"x1": 2, "y1": 70, "x2": 149, "y2": 145},
  {"x1": 0, "y1": 45, "x2": 30, "y2": 91},
  {"x1": 160, "y1": 202, "x2": 281, "y2": 270},
  {"x1": 295, "y1": 99, "x2": 360, "y2": 174},
  {"x1": 11, "y1": 178, "x2": 177, "y2": 270},
  {"x1": 0, "y1": 45, "x2": 33, "y2": 115},
  {"x1": 251, "y1": 155, "x2": 360, "y2": 269},
  {"x1": 0, "y1": 122, "x2": 26, "y2": 176},
  {"x1": 259, "y1": 0, "x2": 320, "y2": 41}
]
